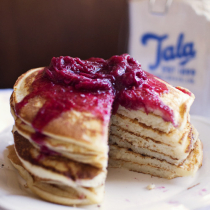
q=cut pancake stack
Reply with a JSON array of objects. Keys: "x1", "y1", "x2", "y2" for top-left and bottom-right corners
[
  {"x1": 8, "y1": 68, "x2": 110, "y2": 205},
  {"x1": 109, "y1": 83, "x2": 203, "y2": 179},
  {"x1": 7, "y1": 55, "x2": 203, "y2": 206}
]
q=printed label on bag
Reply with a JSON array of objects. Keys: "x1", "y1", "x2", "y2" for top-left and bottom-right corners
[{"x1": 141, "y1": 32, "x2": 196, "y2": 84}]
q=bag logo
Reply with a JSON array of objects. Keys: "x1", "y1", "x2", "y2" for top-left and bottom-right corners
[{"x1": 141, "y1": 33, "x2": 196, "y2": 70}]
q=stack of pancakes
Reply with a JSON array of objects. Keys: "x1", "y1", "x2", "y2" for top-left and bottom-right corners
[
  {"x1": 8, "y1": 68, "x2": 110, "y2": 205},
  {"x1": 109, "y1": 84, "x2": 203, "y2": 179},
  {"x1": 7, "y1": 61, "x2": 203, "y2": 206}
]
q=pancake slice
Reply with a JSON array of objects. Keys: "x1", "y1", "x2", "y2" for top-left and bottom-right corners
[
  {"x1": 110, "y1": 100, "x2": 202, "y2": 178},
  {"x1": 117, "y1": 100, "x2": 192, "y2": 134},
  {"x1": 110, "y1": 123, "x2": 198, "y2": 165},
  {"x1": 109, "y1": 138, "x2": 203, "y2": 179},
  {"x1": 111, "y1": 113, "x2": 192, "y2": 147},
  {"x1": 13, "y1": 131, "x2": 106, "y2": 188},
  {"x1": 12, "y1": 68, "x2": 112, "y2": 153},
  {"x1": 14, "y1": 117, "x2": 108, "y2": 169}
]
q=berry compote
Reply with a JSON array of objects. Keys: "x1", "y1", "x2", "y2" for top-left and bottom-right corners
[{"x1": 15, "y1": 54, "x2": 175, "y2": 132}]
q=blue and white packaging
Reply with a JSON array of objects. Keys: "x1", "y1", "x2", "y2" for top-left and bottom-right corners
[{"x1": 128, "y1": 0, "x2": 210, "y2": 117}]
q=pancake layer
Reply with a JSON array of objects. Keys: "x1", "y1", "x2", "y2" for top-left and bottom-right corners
[{"x1": 7, "y1": 145, "x2": 104, "y2": 205}]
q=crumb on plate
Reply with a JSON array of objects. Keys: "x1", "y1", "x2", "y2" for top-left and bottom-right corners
[{"x1": 147, "y1": 184, "x2": 155, "y2": 190}]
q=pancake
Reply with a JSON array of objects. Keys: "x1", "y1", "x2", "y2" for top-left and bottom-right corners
[
  {"x1": 12, "y1": 68, "x2": 112, "y2": 153},
  {"x1": 114, "y1": 79, "x2": 194, "y2": 131},
  {"x1": 13, "y1": 131, "x2": 106, "y2": 188},
  {"x1": 14, "y1": 117, "x2": 108, "y2": 168},
  {"x1": 111, "y1": 113, "x2": 191, "y2": 147},
  {"x1": 117, "y1": 85, "x2": 194, "y2": 133},
  {"x1": 109, "y1": 138, "x2": 203, "y2": 179},
  {"x1": 7, "y1": 145, "x2": 104, "y2": 205},
  {"x1": 110, "y1": 123, "x2": 198, "y2": 164}
]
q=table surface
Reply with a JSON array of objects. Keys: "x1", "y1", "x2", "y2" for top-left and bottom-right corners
[{"x1": 0, "y1": 89, "x2": 14, "y2": 133}]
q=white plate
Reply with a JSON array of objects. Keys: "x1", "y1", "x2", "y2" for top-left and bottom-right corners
[{"x1": 0, "y1": 116, "x2": 210, "y2": 210}]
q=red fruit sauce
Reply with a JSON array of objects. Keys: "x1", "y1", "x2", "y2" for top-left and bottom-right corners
[
  {"x1": 176, "y1": 87, "x2": 192, "y2": 96},
  {"x1": 15, "y1": 54, "x2": 174, "y2": 134},
  {"x1": 30, "y1": 132, "x2": 59, "y2": 157}
]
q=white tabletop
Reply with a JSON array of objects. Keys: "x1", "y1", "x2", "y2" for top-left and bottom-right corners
[{"x1": 0, "y1": 89, "x2": 14, "y2": 133}]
